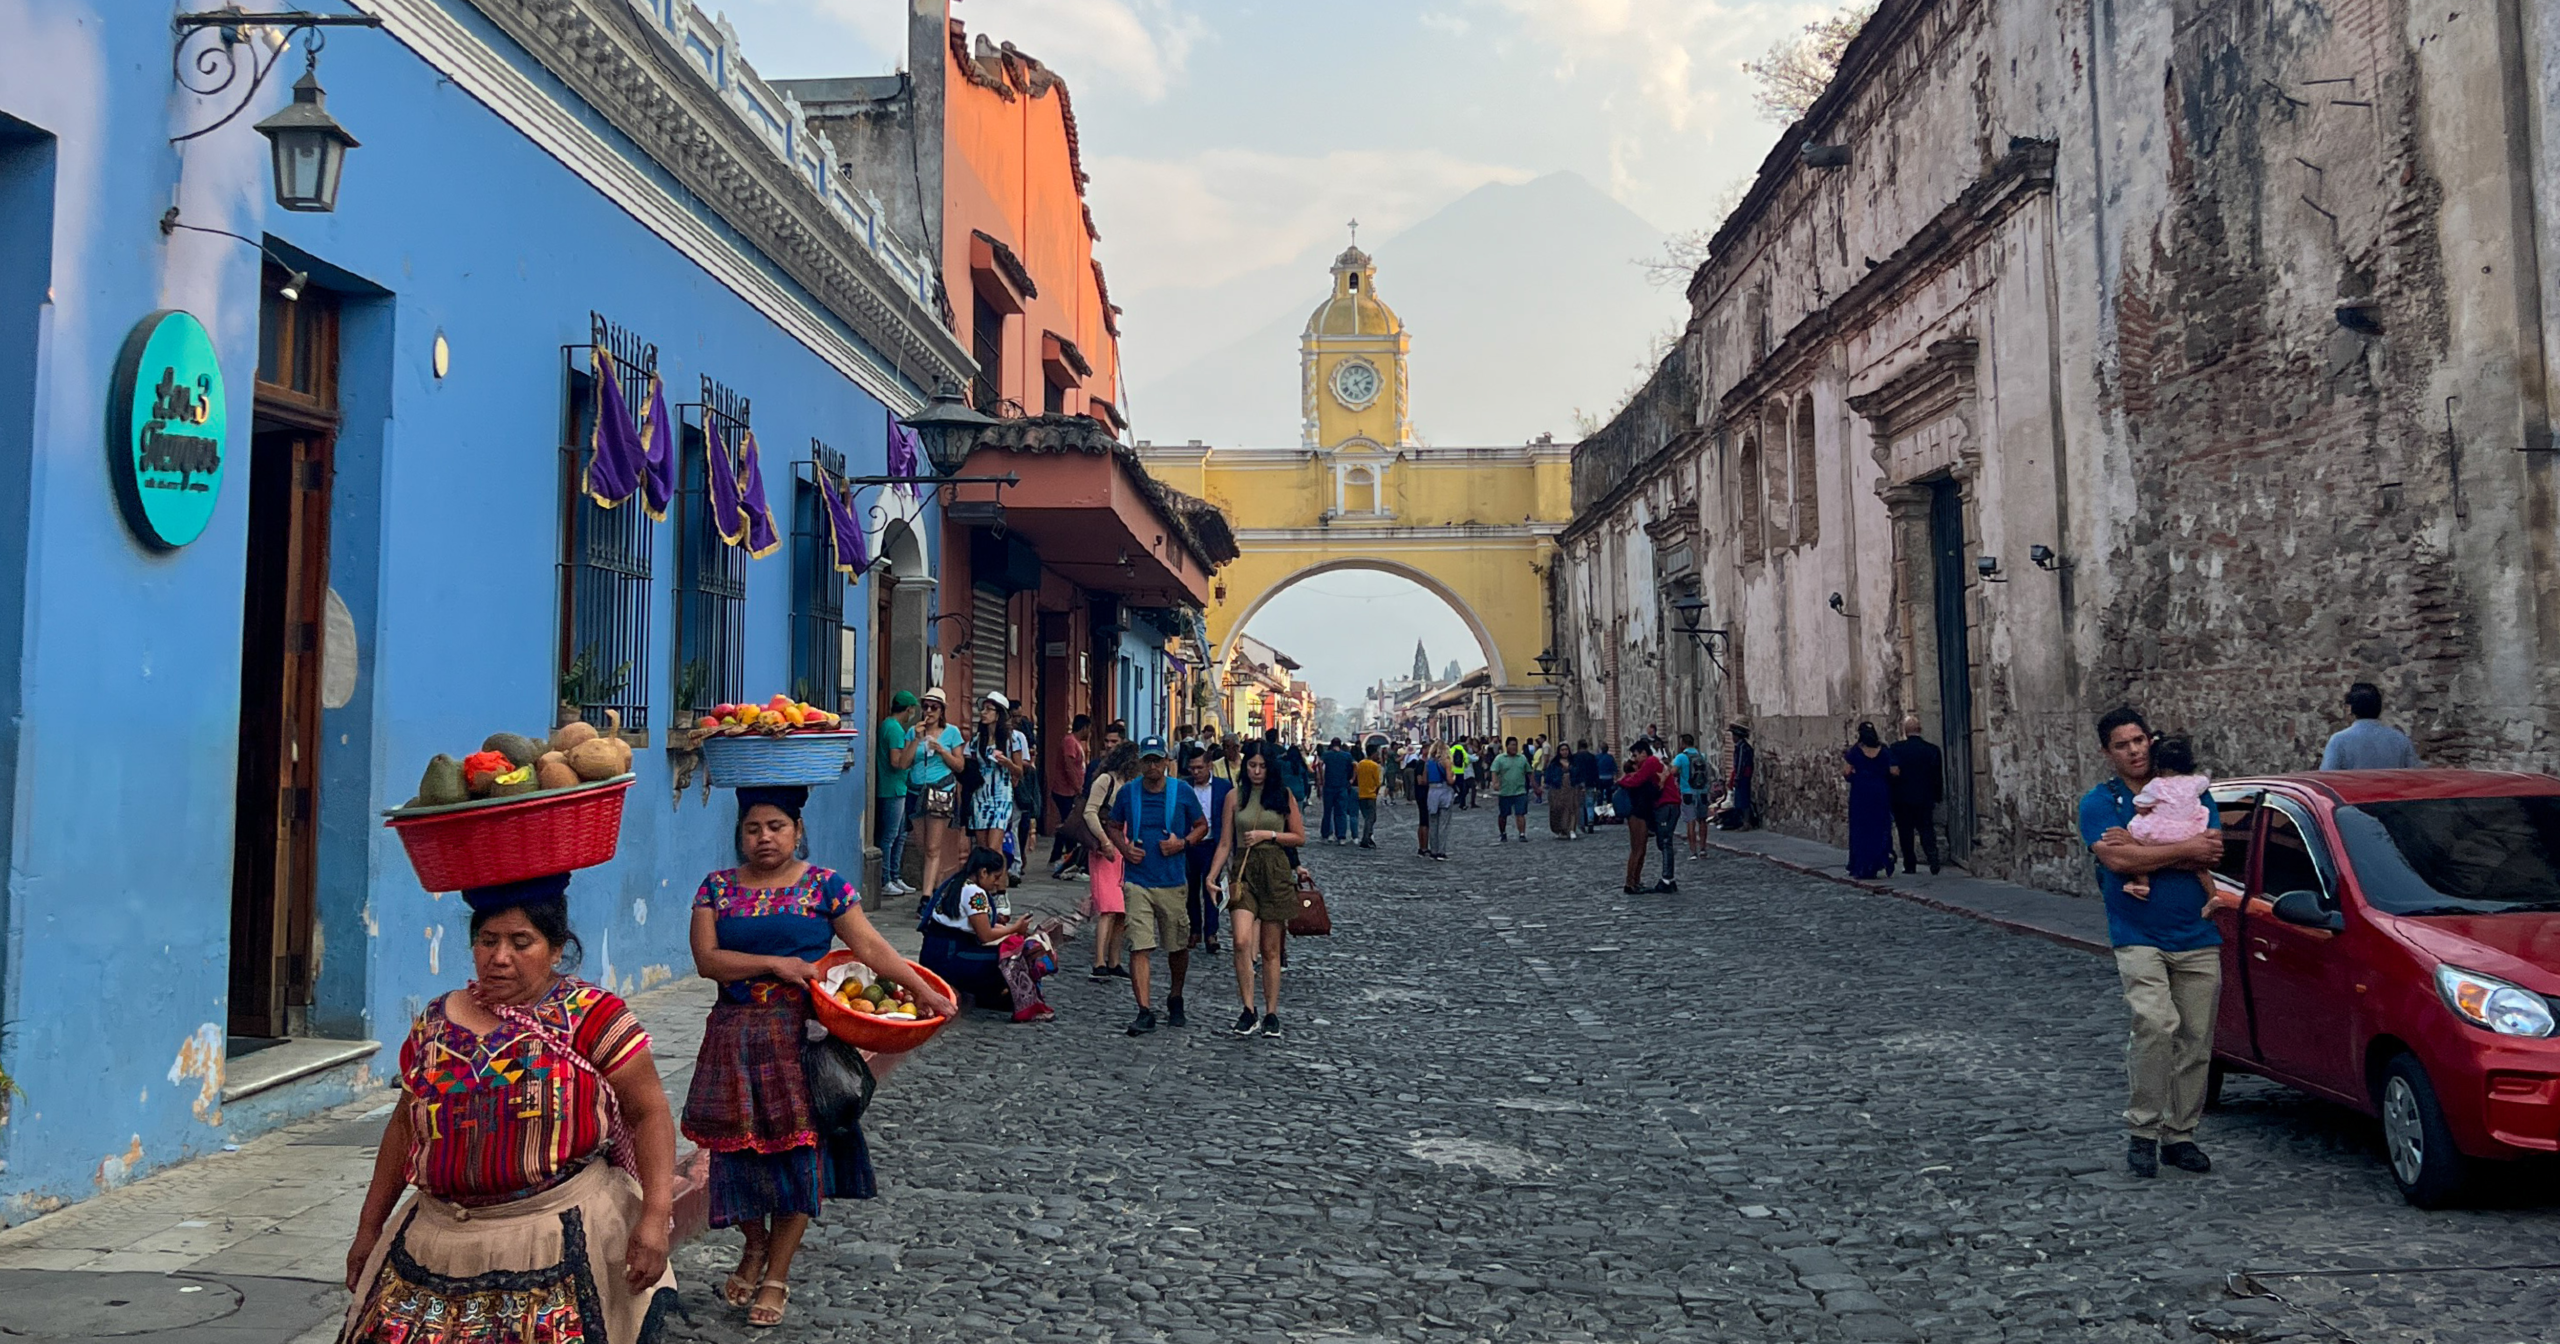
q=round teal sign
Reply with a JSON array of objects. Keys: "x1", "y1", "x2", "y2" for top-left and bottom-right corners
[{"x1": 108, "y1": 310, "x2": 228, "y2": 549}]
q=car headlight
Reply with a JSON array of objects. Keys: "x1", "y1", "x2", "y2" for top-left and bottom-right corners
[{"x1": 2436, "y1": 965, "x2": 2558, "y2": 1038}]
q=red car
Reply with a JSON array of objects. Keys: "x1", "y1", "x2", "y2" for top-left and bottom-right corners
[{"x1": 2203, "y1": 770, "x2": 2560, "y2": 1206}]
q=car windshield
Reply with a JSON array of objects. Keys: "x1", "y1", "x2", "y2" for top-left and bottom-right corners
[{"x1": 2335, "y1": 796, "x2": 2560, "y2": 915}]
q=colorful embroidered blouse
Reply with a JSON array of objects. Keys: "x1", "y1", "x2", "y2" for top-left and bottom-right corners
[
  {"x1": 397, "y1": 976, "x2": 648, "y2": 1206},
  {"x1": 694, "y1": 866, "x2": 856, "y2": 1002}
]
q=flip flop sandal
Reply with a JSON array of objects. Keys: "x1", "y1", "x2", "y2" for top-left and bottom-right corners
[
  {"x1": 721, "y1": 1268, "x2": 761, "y2": 1308},
  {"x1": 749, "y1": 1281, "x2": 791, "y2": 1328}
]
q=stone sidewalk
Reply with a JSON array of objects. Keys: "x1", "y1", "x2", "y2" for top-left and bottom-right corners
[
  {"x1": 0, "y1": 865, "x2": 1087, "y2": 1344},
  {"x1": 1699, "y1": 826, "x2": 2111, "y2": 953}
]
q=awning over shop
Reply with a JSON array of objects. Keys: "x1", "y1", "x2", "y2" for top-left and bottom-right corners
[{"x1": 953, "y1": 414, "x2": 1237, "y2": 607}]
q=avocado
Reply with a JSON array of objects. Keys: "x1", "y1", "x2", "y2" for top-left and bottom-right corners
[
  {"x1": 483, "y1": 732, "x2": 544, "y2": 769},
  {"x1": 418, "y1": 754, "x2": 469, "y2": 806}
]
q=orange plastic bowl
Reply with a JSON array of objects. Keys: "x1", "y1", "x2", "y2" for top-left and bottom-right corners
[{"x1": 807, "y1": 951, "x2": 951, "y2": 1053}]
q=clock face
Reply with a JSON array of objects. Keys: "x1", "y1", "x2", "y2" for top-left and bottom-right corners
[{"x1": 1331, "y1": 359, "x2": 1381, "y2": 409}]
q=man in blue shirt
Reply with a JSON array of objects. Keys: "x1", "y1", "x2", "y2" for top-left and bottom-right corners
[
  {"x1": 1108, "y1": 737, "x2": 1209, "y2": 1036},
  {"x1": 2319, "y1": 681, "x2": 2423, "y2": 770},
  {"x1": 1318, "y1": 738, "x2": 1357, "y2": 844},
  {"x1": 2079, "y1": 706, "x2": 2226, "y2": 1179}
]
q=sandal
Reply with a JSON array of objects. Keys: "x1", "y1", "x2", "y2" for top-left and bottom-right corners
[
  {"x1": 721, "y1": 1247, "x2": 766, "y2": 1308},
  {"x1": 748, "y1": 1281, "x2": 791, "y2": 1328}
]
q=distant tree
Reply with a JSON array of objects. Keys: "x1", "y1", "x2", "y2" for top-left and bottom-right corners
[
  {"x1": 1412, "y1": 640, "x2": 1431, "y2": 683},
  {"x1": 1443, "y1": 660, "x2": 1462, "y2": 682},
  {"x1": 1742, "y1": 2, "x2": 1877, "y2": 124}
]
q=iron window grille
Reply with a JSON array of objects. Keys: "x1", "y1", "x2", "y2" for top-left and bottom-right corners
[
  {"x1": 792, "y1": 439, "x2": 850, "y2": 713},
  {"x1": 674, "y1": 376, "x2": 750, "y2": 718},
  {"x1": 556, "y1": 312, "x2": 655, "y2": 739}
]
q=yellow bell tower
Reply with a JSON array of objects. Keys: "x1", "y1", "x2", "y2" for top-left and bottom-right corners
[{"x1": 1301, "y1": 238, "x2": 1412, "y2": 452}]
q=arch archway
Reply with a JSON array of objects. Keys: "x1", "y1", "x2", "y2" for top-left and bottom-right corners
[{"x1": 1215, "y1": 556, "x2": 1505, "y2": 685}]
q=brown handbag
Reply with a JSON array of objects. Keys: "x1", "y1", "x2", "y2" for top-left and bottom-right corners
[{"x1": 1286, "y1": 870, "x2": 1332, "y2": 937}]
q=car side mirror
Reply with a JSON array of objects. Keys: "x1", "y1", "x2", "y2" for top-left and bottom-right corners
[{"x1": 2271, "y1": 889, "x2": 2344, "y2": 932}]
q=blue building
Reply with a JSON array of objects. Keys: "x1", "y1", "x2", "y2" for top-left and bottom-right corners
[{"x1": 0, "y1": 0, "x2": 971, "y2": 1219}]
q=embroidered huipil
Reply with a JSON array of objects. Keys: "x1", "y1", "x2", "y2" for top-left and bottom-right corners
[
  {"x1": 398, "y1": 977, "x2": 648, "y2": 1206},
  {"x1": 692, "y1": 867, "x2": 856, "y2": 1004}
]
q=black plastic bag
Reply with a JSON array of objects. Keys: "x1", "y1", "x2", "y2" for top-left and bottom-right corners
[
  {"x1": 803, "y1": 1034, "x2": 873, "y2": 1137},
  {"x1": 803, "y1": 1034, "x2": 878, "y2": 1200}
]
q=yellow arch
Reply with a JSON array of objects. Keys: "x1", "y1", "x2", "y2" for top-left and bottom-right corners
[{"x1": 1214, "y1": 555, "x2": 1506, "y2": 684}]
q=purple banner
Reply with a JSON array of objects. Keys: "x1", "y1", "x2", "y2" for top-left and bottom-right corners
[
  {"x1": 704, "y1": 416, "x2": 747, "y2": 547},
  {"x1": 583, "y1": 348, "x2": 645, "y2": 509},
  {"x1": 639, "y1": 373, "x2": 673, "y2": 520},
  {"x1": 887, "y1": 415, "x2": 921, "y2": 480},
  {"x1": 822, "y1": 465, "x2": 869, "y2": 575},
  {"x1": 736, "y1": 428, "x2": 781, "y2": 559}
]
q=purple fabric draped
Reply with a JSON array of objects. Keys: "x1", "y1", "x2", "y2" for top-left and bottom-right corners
[
  {"x1": 704, "y1": 417, "x2": 748, "y2": 547},
  {"x1": 736, "y1": 429, "x2": 781, "y2": 559},
  {"x1": 639, "y1": 374, "x2": 674, "y2": 520},
  {"x1": 821, "y1": 466, "x2": 869, "y2": 576},
  {"x1": 886, "y1": 419, "x2": 921, "y2": 480},
  {"x1": 584, "y1": 348, "x2": 645, "y2": 509}
]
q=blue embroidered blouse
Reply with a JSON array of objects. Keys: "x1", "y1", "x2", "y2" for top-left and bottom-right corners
[{"x1": 694, "y1": 865, "x2": 857, "y2": 1002}]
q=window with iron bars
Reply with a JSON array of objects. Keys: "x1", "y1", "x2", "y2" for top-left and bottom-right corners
[
  {"x1": 792, "y1": 439, "x2": 850, "y2": 714},
  {"x1": 674, "y1": 377, "x2": 750, "y2": 718},
  {"x1": 557, "y1": 313, "x2": 655, "y2": 739}
]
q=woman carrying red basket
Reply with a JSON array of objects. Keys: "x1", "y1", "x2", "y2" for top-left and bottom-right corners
[
  {"x1": 682, "y1": 785, "x2": 953, "y2": 1328},
  {"x1": 340, "y1": 872, "x2": 678, "y2": 1344}
]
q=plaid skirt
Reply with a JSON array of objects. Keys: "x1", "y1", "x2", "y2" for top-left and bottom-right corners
[{"x1": 682, "y1": 991, "x2": 822, "y2": 1226}]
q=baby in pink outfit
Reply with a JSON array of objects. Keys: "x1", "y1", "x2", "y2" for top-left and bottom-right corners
[{"x1": 2123, "y1": 736, "x2": 2209, "y2": 900}]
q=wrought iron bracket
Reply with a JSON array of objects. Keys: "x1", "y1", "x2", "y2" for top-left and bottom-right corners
[{"x1": 171, "y1": 7, "x2": 383, "y2": 145}]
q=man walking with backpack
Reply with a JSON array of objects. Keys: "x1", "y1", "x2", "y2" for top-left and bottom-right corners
[
  {"x1": 1669, "y1": 734, "x2": 1713, "y2": 857},
  {"x1": 1106, "y1": 737, "x2": 1209, "y2": 1036}
]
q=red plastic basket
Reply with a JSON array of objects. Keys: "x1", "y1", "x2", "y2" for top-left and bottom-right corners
[
  {"x1": 385, "y1": 777, "x2": 634, "y2": 891},
  {"x1": 807, "y1": 951, "x2": 951, "y2": 1053}
]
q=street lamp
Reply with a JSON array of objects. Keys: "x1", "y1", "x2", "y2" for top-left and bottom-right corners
[
  {"x1": 1533, "y1": 647, "x2": 1570, "y2": 681},
  {"x1": 253, "y1": 59, "x2": 358, "y2": 212},
  {"x1": 1669, "y1": 592, "x2": 1731, "y2": 661},
  {"x1": 896, "y1": 380, "x2": 999, "y2": 479}
]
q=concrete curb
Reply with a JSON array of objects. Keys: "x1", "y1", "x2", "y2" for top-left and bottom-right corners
[{"x1": 1702, "y1": 841, "x2": 2111, "y2": 957}]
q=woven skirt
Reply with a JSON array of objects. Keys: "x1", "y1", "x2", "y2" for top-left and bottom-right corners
[
  {"x1": 340, "y1": 1161, "x2": 674, "y2": 1344},
  {"x1": 682, "y1": 993, "x2": 823, "y2": 1227}
]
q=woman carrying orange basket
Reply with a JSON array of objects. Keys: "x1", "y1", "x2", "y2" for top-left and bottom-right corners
[{"x1": 682, "y1": 785, "x2": 953, "y2": 1328}]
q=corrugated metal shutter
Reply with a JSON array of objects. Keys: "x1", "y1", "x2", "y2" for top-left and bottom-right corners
[{"x1": 971, "y1": 584, "x2": 1009, "y2": 705}]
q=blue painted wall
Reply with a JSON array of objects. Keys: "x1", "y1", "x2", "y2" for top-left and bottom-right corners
[
  {"x1": 0, "y1": 2, "x2": 928, "y2": 1217},
  {"x1": 1115, "y1": 626, "x2": 1170, "y2": 744}
]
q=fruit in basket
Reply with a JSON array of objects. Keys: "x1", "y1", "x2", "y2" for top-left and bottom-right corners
[
  {"x1": 566, "y1": 737, "x2": 623, "y2": 782},
  {"x1": 489, "y1": 764, "x2": 539, "y2": 798},
  {"x1": 461, "y1": 750, "x2": 514, "y2": 797},
  {"x1": 483, "y1": 732, "x2": 544, "y2": 769},
  {"x1": 535, "y1": 752, "x2": 579, "y2": 791},
  {"x1": 418, "y1": 754, "x2": 469, "y2": 807},
  {"x1": 550, "y1": 719, "x2": 600, "y2": 754}
]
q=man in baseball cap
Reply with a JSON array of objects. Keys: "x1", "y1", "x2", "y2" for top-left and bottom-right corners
[{"x1": 1105, "y1": 736, "x2": 1208, "y2": 1034}]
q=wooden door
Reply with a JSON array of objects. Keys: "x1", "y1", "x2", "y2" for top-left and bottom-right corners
[{"x1": 232, "y1": 272, "x2": 336, "y2": 1040}]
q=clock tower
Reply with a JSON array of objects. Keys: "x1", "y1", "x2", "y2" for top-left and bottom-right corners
[{"x1": 1301, "y1": 238, "x2": 1412, "y2": 454}]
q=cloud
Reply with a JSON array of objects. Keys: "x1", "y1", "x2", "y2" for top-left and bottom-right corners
[
  {"x1": 945, "y1": 0, "x2": 1205, "y2": 102},
  {"x1": 1086, "y1": 148, "x2": 1534, "y2": 298},
  {"x1": 1481, "y1": 0, "x2": 1806, "y2": 131}
]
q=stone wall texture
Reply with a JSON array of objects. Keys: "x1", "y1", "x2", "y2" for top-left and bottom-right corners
[{"x1": 1558, "y1": 0, "x2": 2558, "y2": 892}]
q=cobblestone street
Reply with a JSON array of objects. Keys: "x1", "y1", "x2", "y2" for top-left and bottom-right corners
[{"x1": 663, "y1": 804, "x2": 2557, "y2": 1344}]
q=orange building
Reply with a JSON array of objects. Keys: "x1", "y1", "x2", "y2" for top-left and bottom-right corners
[{"x1": 785, "y1": 8, "x2": 1227, "y2": 811}]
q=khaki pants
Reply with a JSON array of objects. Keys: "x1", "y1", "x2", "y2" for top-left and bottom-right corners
[{"x1": 2114, "y1": 945, "x2": 2221, "y2": 1143}]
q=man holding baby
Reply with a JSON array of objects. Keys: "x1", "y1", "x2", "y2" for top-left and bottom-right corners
[{"x1": 2079, "y1": 706, "x2": 2224, "y2": 1180}]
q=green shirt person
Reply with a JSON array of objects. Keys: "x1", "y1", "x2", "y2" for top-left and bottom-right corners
[{"x1": 875, "y1": 690, "x2": 920, "y2": 895}]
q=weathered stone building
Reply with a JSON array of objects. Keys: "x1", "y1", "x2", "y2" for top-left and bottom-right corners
[{"x1": 1558, "y1": 0, "x2": 2558, "y2": 890}]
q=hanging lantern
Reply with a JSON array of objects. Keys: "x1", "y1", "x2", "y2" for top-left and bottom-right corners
[{"x1": 253, "y1": 63, "x2": 359, "y2": 213}]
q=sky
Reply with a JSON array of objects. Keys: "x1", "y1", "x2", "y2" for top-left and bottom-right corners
[{"x1": 716, "y1": 0, "x2": 1830, "y2": 702}]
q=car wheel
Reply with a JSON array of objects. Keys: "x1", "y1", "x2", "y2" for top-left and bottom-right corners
[
  {"x1": 2204, "y1": 1061, "x2": 2226, "y2": 1110},
  {"x1": 2379, "y1": 1053, "x2": 2470, "y2": 1208}
]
